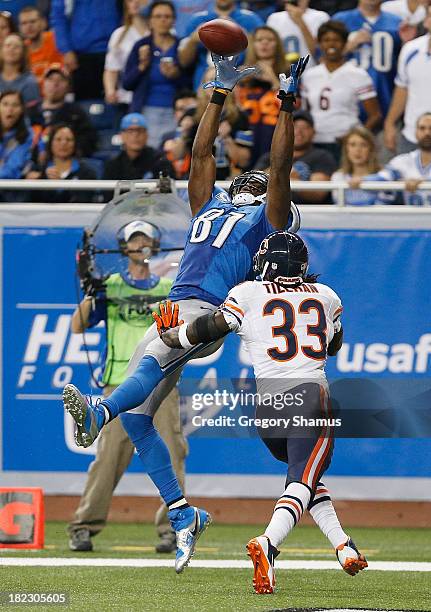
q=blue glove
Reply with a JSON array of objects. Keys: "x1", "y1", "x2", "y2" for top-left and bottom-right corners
[
  {"x1": 203, "y1": 53, "x2": 257, "y2": 91},
  {"x1": 279, "y1": 55, "x2": 309, "y2": 97}
]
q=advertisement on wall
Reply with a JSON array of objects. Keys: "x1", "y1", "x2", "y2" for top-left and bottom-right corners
[{"x1": 2, "y1": 224, "x2": 431, "y2": 499}]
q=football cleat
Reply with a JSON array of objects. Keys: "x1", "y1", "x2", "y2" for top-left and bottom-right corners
[
  {"x1": 63, "y1": 384, "x2": 106, "y2": 448},
  {"x1": 246, "y1": 535, "x2": 280, "y2": 594},
  {"x1": 168, "y1": 506, "x2": 212, "y2": 574},
  {"x1": 336, "y1": 537, "x2": 368, "y2": 576}
]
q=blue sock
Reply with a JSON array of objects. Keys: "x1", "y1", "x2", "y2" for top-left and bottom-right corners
[
  {"x1": 102, "y1": 356, "x2": 163, "y2": 419},
  {"x1": 120, "y1": 412, "x2": 184, "y2": 507}
]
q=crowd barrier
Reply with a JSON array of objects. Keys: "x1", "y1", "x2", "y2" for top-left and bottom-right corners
[
  {"x1": 1, "y1": 185, "x2": 430, "y2": 500},
  {"x1": 1, "y1": 178, "x2": 431, "y2": 208}
]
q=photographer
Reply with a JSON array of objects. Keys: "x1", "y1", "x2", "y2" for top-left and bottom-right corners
[{"x1": 68, "y1": 220, "x2": 187, "y2": 554}]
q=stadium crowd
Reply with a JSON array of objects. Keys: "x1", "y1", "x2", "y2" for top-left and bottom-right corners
[{"x1": 0, "y1": 0, "x2": 430, "y2": 205}]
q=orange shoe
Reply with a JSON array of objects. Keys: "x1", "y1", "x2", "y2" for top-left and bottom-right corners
[
  {"x1": 336, "y1": 537, "x2": 368, "y2": 576},
  {"x1": 246, "y1": 535, "x2": 280, "y2": 594}
]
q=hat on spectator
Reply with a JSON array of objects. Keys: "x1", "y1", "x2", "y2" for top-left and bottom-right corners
[
  {"x1": 120, "y1": 113, "x2": 148, "y2": 131},
  {"x1": 43, "y1": 63, "x2": 69, "y2": 79},
  {"x1": 124, "y1": 220, "x2": 159, "y2": 242},
  {"x1": 292, "y1": 110, "x2": 314, "y2": 127}
]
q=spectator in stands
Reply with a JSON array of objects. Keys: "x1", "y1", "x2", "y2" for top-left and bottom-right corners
[
  {"x1": 103, "y1": 112, "x2": 173, "y2": 182},
  {"x1": 18, "y1": 5, "x2": 63, "y2": 86},
  {"x1": 384, "y1": 5, "x2": 431, "y2": 154},
  {"x1": 171, "y1": 0, "x2": 214, "y2": 38},
  {"x1": 331, "y1": 125, "x2": 381, "y2": 206},
  {"x1": 162, "y1": 107, "x2": 196, "y2": 179},
  {"x1": 50, "y1": 0, "x2": 121, "y2": 100},
  {"x1": 178, "y1": 0, "x2": 263, "y2": 90},
  {"x1": 301, "y1": 20, "x2": 381, "y2": 162},
  {"x1": 267, "y1": 0, "x2": 329, "y2": 66},
  {"x1": 237, "y1": 25, "x2": 287, "y2": 166},
  {"x1": 0, "y1": 11, "x2": 17, "y2": 47},
  {"x1": 241, "y1": 0, "x2": 278, "y2": 22},
  {"x1": 382, "y1": 0, "x2": 427, "y2": 29},
  {"x1": 256, "y1": 110, "x2": 337, "y2": 204},
  {"x1": 0, "y1": 2, "x2": 36, "y2": 19},
  {"x1": 373, "y1": 113, "x2": 431, "y2": 206},
  {"x1": 308, "y1": 0, "x2": 356, "y2": 15},
  {"x1": 160, "y1": 88, "x2": 196, "y2": 145},
  {"x1": 160, "y1": 90, "x2": 197, "y2": 179},
  {"x1": 333, "y1": 0, "x2": 402, "y2": 118},
  {"x1": 195, "y1": 66, "x2": 253, "y2": 179},
  {"x1": 36, "y1": 63, "x2": 96, "y2": 157},
  {"x1": 0, "y1": 89, "x2": 33, "y2": 182},
  {"x1": 123, "y1": 1, "x2": 183, "y2": 148},
  {"x1": 103, "y1": 0, "x2": 149, "y2": 109},
  {"x1": 0, "y1": 33, "x2": 40, "y2": 111},
  {"x1": 26, "y1": 123, "x2": 97, "y2": 202}
]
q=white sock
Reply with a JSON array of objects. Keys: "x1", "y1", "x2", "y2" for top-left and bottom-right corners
[
  {"x1": 308, "y1": 482, "x2": 348, "y2": 548},
  {"x1": 264, "y1": 482, "x2": 311, "y2": 548},
  {"x1": 103, "y1": 406, "x2": 111, "y2": 425}
]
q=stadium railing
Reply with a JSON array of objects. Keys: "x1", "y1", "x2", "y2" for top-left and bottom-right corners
[{"x1": 1, "y1": 179, "x2": 431, "y2": 208}]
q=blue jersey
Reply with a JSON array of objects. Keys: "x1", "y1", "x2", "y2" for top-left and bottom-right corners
[
  {"x1": 169, "y1": 187, "x2": 295, "y2": 306},
  {"x1": 333, "y1": 9, "x2": 402, "y2": 116}
]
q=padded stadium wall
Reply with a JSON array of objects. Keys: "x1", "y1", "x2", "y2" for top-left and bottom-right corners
[{"x1": 1, "y1": 204, "x2": 430, "y2": 503}]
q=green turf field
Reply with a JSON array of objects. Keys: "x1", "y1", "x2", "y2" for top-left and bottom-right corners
[{"x1": 1, "y1": 523, "x2": 430, "y2": 611}]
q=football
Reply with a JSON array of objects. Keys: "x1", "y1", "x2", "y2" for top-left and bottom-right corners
[{"x1": 198, "y1": 19, "x2": 248, "y2": 56}]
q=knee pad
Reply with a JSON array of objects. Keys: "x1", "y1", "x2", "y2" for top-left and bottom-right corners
[{"x1": 120, "y1": 412, "x2": 154, "y2": 447}]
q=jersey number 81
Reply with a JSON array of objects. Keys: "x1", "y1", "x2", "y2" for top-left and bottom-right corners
[{"x1": 189, "y1": 209, "x2": 246, "y2": 249}]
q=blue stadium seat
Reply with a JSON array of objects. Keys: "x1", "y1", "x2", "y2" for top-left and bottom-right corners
[
  {"x1": 91, "y1": 129, "x2": 122, "y2": 162},
  {"x1": 81, "y1": 157, "x2": 104, "y2": 179},
  {"x1": 80, "y1": 100, "x2": 117, "y2": 131}
]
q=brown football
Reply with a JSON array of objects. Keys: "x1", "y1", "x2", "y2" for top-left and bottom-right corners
[{"x1": 198, "y1": 19, "x2": 248, "y2": 56}]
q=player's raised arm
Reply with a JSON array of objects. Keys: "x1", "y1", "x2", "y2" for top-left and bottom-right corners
[
  {"x1": 188, "y1": 55, "x2": 256, "y2": 216},
  {"x1": 266, "y1": 56, "x2": 309, "y2": 230}
]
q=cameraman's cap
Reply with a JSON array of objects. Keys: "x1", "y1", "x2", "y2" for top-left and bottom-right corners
[
  {"x1": 292, "y1": 109, "x2": 314, "y2": 127},
  {"x1": 120, "y1": 113, "x2": 148, "y2": 131},
  {"x1": 43, "y1": 62, "x2": 69, "y2": 79},
  {"x1": 124, "y1": 220, "x2": 157, "y2": 242}
]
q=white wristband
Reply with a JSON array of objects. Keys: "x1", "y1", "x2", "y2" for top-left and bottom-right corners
[{"x1": 178, "y1": 323, "x2": 194, "y2": 349}]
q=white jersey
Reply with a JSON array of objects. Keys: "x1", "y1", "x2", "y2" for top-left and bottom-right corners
[
  {"x1": 220, "y1": 280, "x2": 342, "y2": 382},
  {"x1": 381, "y1": 0, "x2": 426, "y2": 25},
  {"x1": 266, "y1": 8, "x2": 329, "y2": 67},
  {"x1": 395, "y1": 34, "x2": 431, "y2": 144},
  {"x1": 105, "y1": 25, "x2": 147, "y2": 104},
  {"x1": 300, "y1": 62, "x2": 376, "y2": 143},
  {"x1": 374, "y1": 149, "x2": 431, "y2": 206}
]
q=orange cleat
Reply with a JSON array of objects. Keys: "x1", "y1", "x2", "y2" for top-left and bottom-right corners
[
  {"x1": 336, "y1": 537, "x2": 368, "y2": 576},
  {"x1": 246, "y1": 535, "x2": 279, "y2": 594}
]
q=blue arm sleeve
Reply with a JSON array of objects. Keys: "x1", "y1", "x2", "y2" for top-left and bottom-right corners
[
  {"x1": 50, "y1": 0, "x2": 73, "y2": 53},
  {"x1": 122, "y1": 40, "x2": 148, "y2": 91},
  {"x1": 0, "y1": 136, "x2": 32, "y2": 179}
]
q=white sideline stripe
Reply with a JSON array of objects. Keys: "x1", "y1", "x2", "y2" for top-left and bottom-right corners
[
  {"x1": 0, "y1": 558, "x2": 430, "y2": 571},
  {"x1": 16, "y1": 394, "x2": 62, "y2": 400},
  {"x1": 16, "y1": 303, "x2": 77, "y2": 309}
]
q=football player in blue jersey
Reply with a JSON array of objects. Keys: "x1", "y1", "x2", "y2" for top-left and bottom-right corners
[
  {"x1": 62, "y1": 54, "x2": 308, "y2": 574},
  {"x1": 334, "y1": 0, "x2": 402, "y2": 117}
]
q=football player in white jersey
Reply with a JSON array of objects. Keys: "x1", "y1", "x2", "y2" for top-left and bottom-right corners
[{"x1": 156, "y1": 231, "x2": 368, "y2": 594}]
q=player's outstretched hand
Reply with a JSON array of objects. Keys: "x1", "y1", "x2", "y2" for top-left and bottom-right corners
[
  {"x1": 153, "y1": 300, "x2": 184, "y2": 335},
  {"x1": 279, "y1": 55, "x2": 309, "y2": 97},
  {"x1": 203, "y1": 53, "x2": 257, "y2": 91}
]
